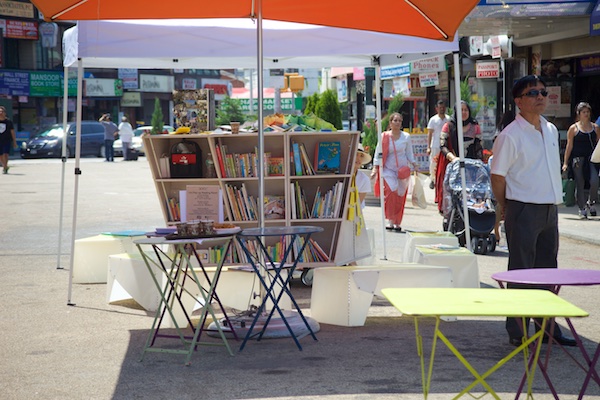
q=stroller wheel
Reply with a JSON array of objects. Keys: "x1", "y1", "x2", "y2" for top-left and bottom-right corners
[
  {"x1": 471, "y1": 237, "x2": 488, "y2": 254},
  {"x1": 487, "y1": 234, "x2": 497, "y2": 253}
]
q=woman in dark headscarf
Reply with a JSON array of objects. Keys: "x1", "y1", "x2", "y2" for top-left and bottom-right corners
[{"x1": 434, "y1": 100, "x2": 483, "y2": 213}]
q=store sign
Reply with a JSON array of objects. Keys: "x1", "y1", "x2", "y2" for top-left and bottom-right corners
[
  {"x1": 118, "y1": 68, "x2": 138, "y2": 89},
  {"x1": 0, "y1": 70, "x2": 29, "y2": 95},
  {"x1": 476, "y1": 61, "x2": 500, "y2": 78},
  {"x1": 578, "y1": 55, "x2": 600, "y2": 74},
  {"x1": 0, "y1": 1, "x2": 34, "y2": 18},
  {"x1": 121, "y1": 92, "x2": 142, "y2": 107},
  {"x1": 411, "y1": 56, "x2": 446, "y2": 73},
  {"x1": 381, "y1": 63, "x2": 410, "y2": 79},
  {"x1": 84, "y1": 78, "x2": 123, "y2": 97},
  {"x1": 238, "y1": 98, "x2": 294, "y2": 112},
  {"x1": 30, "y1": 71, "x2": 61, "y2": 97},
  {"x1": 419, "y1": 72, "x2": 439, "y2": 87},
  {"x1": 139, "y1": 74, "x2": 174, "y2": 92},
  {"x1": 182, "y1": 78, "x2": 197, "y2": 90},
  {"x1": 591, "y1": 0, "x2": 600, "y2": 36},
  {"x1": 0, "y1": 19, "x2": 38, "y2": 40}
]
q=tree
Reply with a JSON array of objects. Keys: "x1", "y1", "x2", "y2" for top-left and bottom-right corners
[
  {"x1": 304, "y1": 92, "x2": 320, "y2": 115},
  {"x1": 216, "y1": 96, "x2": 245, "y2": 126},
  {"x1": 315, "y1": 89, "x2": 342, "y2": 130},
  {"x1": 382, "y1": 93, "x2": 404, "y2": 132},
  {"x1": 151, "y1": 98, "x2": 164, "y2": 134}
]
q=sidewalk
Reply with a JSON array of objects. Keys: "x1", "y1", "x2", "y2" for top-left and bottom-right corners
[{"x1": 1, "y1": 160, "x2": 599, "y2": 400}]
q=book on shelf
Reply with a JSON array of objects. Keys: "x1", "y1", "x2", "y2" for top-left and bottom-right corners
[
  {"x1": 292, "y1": 141, "x2": 303, "y2": 176},
  {"x1": 298, "y1": 142, "x2": 315, "y2": 175},
  {"x1": 185, "y1": 185, "x2": 224, "y2": 222},
  {"x1": 166, "y1": 197, "x2": 180, "y2": 221},
  {"x1": 214, "y1": 140, "x2": 226, "y2": 177},
  {"x1": 224, "y1": 183, "x2": 258, "y2": 221},
  {"x1": 264, "y1": 195, "x2": 285, "y2": 219},
  {"x1": 314, "y1": 141, "x2": 341, "y2": 174},
  {"x1": 308, "y1": 181, "x2": 345, "y2": 218},
  {"x1": 267, "y1": 157, "x2": 285, "y2": 176}
]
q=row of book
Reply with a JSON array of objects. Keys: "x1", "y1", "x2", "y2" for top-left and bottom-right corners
[
  {"x1": 291, "y1": 140, "x2": 341, "y2": 176},
  {"x1": 234, "y1": 235, "x2": 329, "y2": 264},
  {"x1": 166, "y1": 197, "x2": 181, "y2": 222},
  {"x1": 289, "y1": 181, "x2": 345, "y2": 219},
  {"x1": 214, "y1": 141, "x2": 261, "y2": 178}
]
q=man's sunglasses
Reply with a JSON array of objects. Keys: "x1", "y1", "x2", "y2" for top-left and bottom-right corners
[{"x1": 518, "y1": 89, "x2": 548, "y2": 98}]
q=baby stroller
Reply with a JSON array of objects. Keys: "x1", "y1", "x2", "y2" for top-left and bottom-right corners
[{"x1": 441, "y1": 158, "x2": 497, "y2": 254}]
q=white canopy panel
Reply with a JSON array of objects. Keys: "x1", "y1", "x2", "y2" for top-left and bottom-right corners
[{"x1": 64, "y1": 19, "x2": 458, "y2": 69}]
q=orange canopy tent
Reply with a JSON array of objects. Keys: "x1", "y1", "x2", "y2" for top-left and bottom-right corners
[{"x1": 31, "y1": 0, "x2": 476, "y2": 41}]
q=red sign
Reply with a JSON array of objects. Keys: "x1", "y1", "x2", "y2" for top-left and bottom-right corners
[
  {"x1": 172, "y1": 154, "x2": 197, "y2": 165},
  {"x1": 203, "y1": 84, "x2": 228, "y2": 94},
  {"x1": 476, "y1": 61, "x2": 500, "y2": 79},
  {"x1": 4, "y1": 20, "x2": 38, "y2": 40}
]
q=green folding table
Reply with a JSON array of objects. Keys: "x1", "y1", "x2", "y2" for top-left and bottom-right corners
[{"x1": 382, "y1": 288, "x2": 588, "y2": 399}]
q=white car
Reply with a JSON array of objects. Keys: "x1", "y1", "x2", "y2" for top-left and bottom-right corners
[{"x1": 114, "y1": 125, "x2": 174, "y2": 156}]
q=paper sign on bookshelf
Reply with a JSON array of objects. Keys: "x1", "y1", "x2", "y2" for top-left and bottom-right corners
[{"x1": 185, "y1": 185, "x2": 224, "y2": 222}]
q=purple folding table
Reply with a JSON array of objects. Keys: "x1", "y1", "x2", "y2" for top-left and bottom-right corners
[{"x1": 492, "y1": 268, "x2": 600, "y2": 400}]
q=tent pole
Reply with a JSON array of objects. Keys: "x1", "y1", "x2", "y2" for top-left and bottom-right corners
[
  {"x1": 67, "y1": 58, "x2": 83, "y2": 306},
  {"x1": 257, "y1": 1, "x2": 264, "y2": 229},
  {"x1": 57, "y1": 65, "x2": 69, "y2": 269},
  {"x1": 374, "y1": 58, "x2": 387, "y2": 260},
  {"x1": 452, "y1": 51, "x2": 472, "y2": 251}
]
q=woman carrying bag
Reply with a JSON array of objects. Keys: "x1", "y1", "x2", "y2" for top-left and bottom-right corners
[{"x1": 370, "y1": 112, "x2": 418, "y2": 232}]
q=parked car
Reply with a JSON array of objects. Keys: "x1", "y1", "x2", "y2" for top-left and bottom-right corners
[
  {"x1": 20, "y1": 121, "x2": 106, "y2": 159},
  {"x1": 113, "y1": 125, "x2": 174, "y2": 157}
]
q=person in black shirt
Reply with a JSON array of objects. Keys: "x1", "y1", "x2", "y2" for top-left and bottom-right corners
[{"x1": 0, "y1": 106, "x2": 17, "y2": 174}]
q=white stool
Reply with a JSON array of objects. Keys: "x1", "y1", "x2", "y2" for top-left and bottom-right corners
[
  {"x1": 73, "y1": 233, "x2": 145, "y2": 283},
  {"x1": 310, "y1": 264, "x2": 453, "y2": 327}
]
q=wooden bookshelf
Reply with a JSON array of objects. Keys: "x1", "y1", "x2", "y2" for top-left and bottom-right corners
[{"x1": 143, "y1": 131, "x2": 371, "y2": 266}]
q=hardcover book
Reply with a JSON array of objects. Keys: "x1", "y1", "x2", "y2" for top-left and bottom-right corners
[
  {"x1": 314, "y1": 141, "x2": 341, "y2": 174},
  {"x1": 267, "y1": 157, "x2": 285, "y2": 176}
]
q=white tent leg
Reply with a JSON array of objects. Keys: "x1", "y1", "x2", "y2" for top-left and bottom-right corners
[
  {"x1": 67, "y1": 59, "x2": 83, "y2": 306},
  {"x1": 57, "y1": 65, "x2": 70, "y2": 269},
  {"x1": 452, "y1": 52, "x2": 472, "y2": 251},
  {"x1": 373, "y1": 60, "x2": 387, "y2": 260}
]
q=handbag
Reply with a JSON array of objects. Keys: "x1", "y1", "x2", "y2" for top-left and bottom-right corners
[
  {"x1": 391, "y1": 134, "x2": 411, "y2": 179},
  {"x1": 591, "y1": 138, "x2": 600, "y2": 163},
  {"x1": 411, "y1": 172, "x2": 428, "y2": 209}
]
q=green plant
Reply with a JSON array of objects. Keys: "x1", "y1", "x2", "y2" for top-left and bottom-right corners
[
  {"x1": 382, "y1": 93, "x2": 404, "y2": 131},
  {"x1": 315, "y1": 89, "x2": 343, "y2": 130},
  {"x1": 458, "y1": 74, "x2": 480, "y2": 117},
  {"x1": 216, "y1": 96, "x2": 246, "y2": 125},
  {"x1": 361, "y1": 119, "x2": 378, "y2": 158},
  {"x1": 151, "y1": 98, "x2": 164, "y2": 134},
  {"x1": 304, "y1": 92, "x2": 320, "y2": 115}
]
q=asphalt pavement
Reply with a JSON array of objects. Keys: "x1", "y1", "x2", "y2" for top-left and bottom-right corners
[{"x1": 1, "y1": 157, "x2": 599, "y2": 400}]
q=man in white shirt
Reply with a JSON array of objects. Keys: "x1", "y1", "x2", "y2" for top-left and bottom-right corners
[
  {"x1": 491, "y1": 75, "x2": 575, "y2": 348},
  {"x1": 426, "y1": 100, "x2": 450, "y2": 189}
]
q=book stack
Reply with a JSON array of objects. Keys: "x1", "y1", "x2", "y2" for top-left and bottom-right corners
[
  {"x1": 214, "y1": 141, "x2": 265, "y2": 178},
  {"x1": 289, "y1": 181, "x2": 310, "y2": 219},
  {"x1": 293, "y1": 236, "x2": 330, "y2": 262},
  {"x1": 310, "y1": 181, "x2": 345, "y2": 219},
  {"x1": 224, "y1": 183, "x2": 258, "y2": 221},
  {"x1": 166, "y1": 197, "x2": 180, "y2": 222},
  {"x1": 291, "y1": 141, "x2": 315, "y2": 176}
]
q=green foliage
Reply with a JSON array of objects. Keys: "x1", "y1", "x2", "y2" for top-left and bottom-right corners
[
  {"x1": 151, "y1": 98, "x2": 164, "y2": 134},
  {"x1": 457, "y1": 74, "x2": 480, "y2": 117},
  {"x1": 315, "y1": 89, "x2": 343, "y2": 130},
  {"x1": 361, "y1": 119, "x2": 378, "y2": 158},
  {"x1": 304, "y1": 92, "x2": 320, "y2": 115},
  {"x1": 382, "y1": 93, "x2": 404, "y2": 131},
  {"x1": 216, "y1": 96, "x2": 246, "y2": 125}
]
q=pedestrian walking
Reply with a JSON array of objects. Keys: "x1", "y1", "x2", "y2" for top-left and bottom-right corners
[
  {"x1": 99, "y1": 113, "x2": 118, "y2": 162},
  {"x1": 0, "y1": 106, "x2": 18, "y2": 174},
  {"x1": 118, "y1": 116, "x2": 134, "y2": 161},
  {"x1": 426, "y1": 100, "x2": 450, "y2": 190}
]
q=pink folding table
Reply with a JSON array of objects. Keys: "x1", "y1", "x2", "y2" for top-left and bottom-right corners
[{"x1": 492, "y1": 268, "x2": 600, "y2": 400}]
